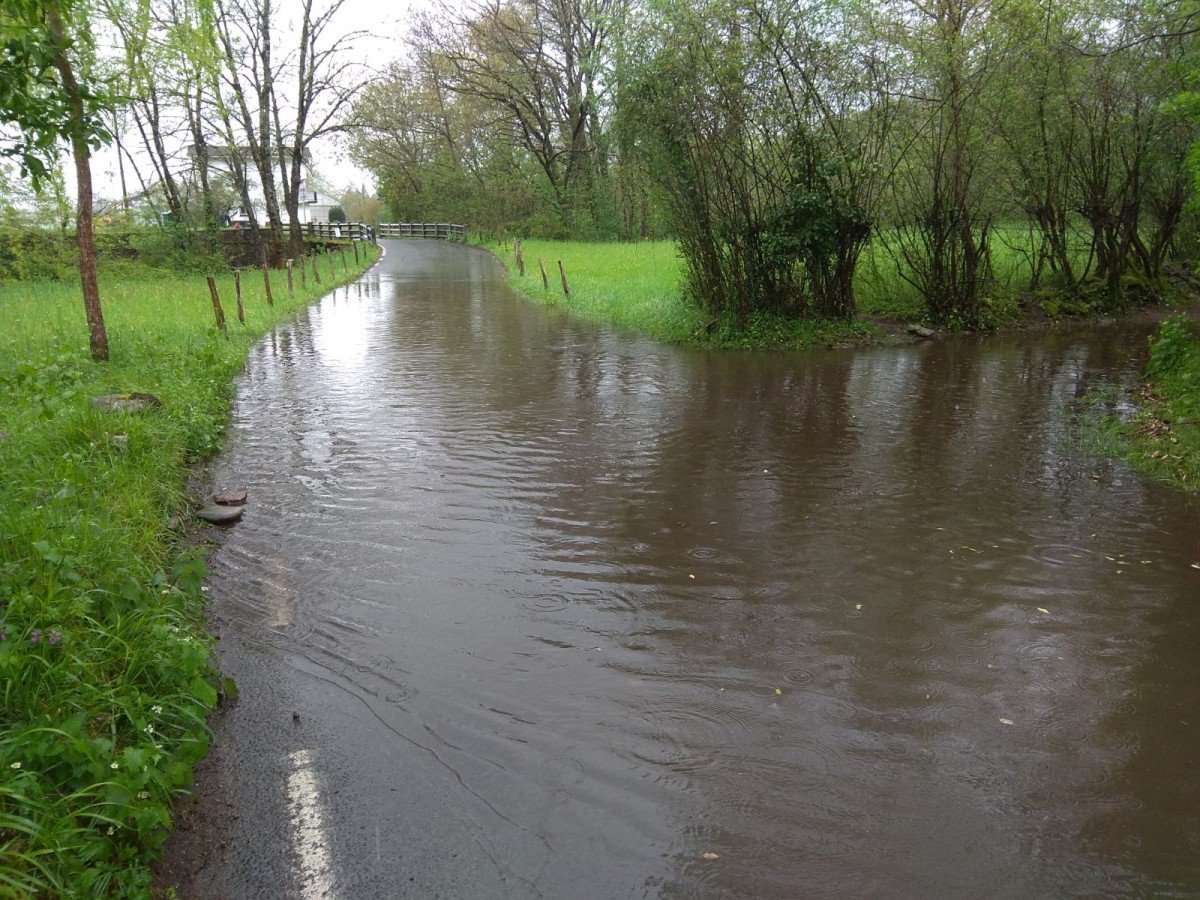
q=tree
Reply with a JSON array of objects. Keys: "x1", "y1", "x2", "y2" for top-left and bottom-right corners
[
  {"x1": 1, "y1": 0, "x2": 112, "y2": 360},
  {"x1": 620, "y1": 0, "x2": 894, "y2": 319},
  {"x1": 270, "y1": 0, "x2": 365, "y2": 259},
  {"x1": 412, "y1": 0, "x2": 613, "y2": 236}
]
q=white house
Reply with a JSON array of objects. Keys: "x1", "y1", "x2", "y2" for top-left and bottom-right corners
[
  {"x1": 295, "y1": 187, "x2": 340, "y2": 224},
  {"x1": 190, "y1": 144, "x2": 335, "y2": 226}
]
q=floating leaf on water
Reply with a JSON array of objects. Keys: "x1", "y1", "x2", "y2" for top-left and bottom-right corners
[
  {"x1": 855, "y1": 603, "x2": 862, "y2": 610},
  {"x1": 702, "y1": 852, "x2": 720, "y2": 860},
  {"x1": 999, "y1": 718, "x2": 1014, "y2": 725},
  {"x1": 688, "y1": 574, "x2": 695, "y2": 580},
  {"x1": 774, "y1": 688, "x2": 782, "y2": 695},
  {"x1": 1037, "y1": 607, "x2": 1049, "y2": 614},
  {"x1": 1192, "y1": 563, "x2": 1200, "y2": 570}
]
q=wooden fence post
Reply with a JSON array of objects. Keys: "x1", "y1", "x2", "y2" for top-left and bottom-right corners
[
  {"x1": 353, "y1": 241, "x2": 360, "y2": 265},
  {"x1": 300, "y1": 253, "x2": 307, "y2": 288},
  {"x1": 312, "y1": 252, "x2": 321, "y2": 284},
  {"x1": 286, "y1": 259, "x2": 295, "y2": 296},
  {"x1": 558, "y1": 260, "x2": 569, "y2": 296},
  {"x1": 261, "y1": 264, "x2": 273, "y2": 306},
  {"x1": 206, "y1": 276, "x2": 227, "y2": 334},
  {"x1": 340, "y1": 247, "x2": 348, "y2": 273},
  {"x1": 234, "y1": 270, "x2": 244, "y2": 323},
  {"x1": 516, "y1": 241, "x2": 525, "y2": 276},
  {"x1": 538, "y1": 257, "x2": 549, "y2": 290}
]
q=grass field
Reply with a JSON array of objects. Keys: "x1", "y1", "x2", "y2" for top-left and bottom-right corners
[
  {"x1": 495, "y1": 239, "x2": 878, "y2": 349},
  {"x1": 0, "y1": 242, "x2": 379, "y2": 896},
  {"x1": 493, "y1": 221, "x2": 1125, "y2": 347}
]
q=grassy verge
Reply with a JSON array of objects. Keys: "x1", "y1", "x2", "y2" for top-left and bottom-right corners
[
  {"x1": 0, "y1": 241, "x2": 379, "y2": 896},
  {"x1": 1081, "y1": 315, "x2": 1200, "y2": 491},
  {"x1": 491, "y1": 239, "x2": 877, "y2": 350}
]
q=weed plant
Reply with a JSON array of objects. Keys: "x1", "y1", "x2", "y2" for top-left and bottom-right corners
[
  {"x1": 0, "y1": 243, "x2": 379, "y2": 896},
  {"x1": 1080, "y1": 315, "x2": 1200, "y2": 491}
]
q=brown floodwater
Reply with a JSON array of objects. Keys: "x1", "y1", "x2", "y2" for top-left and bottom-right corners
[{"x1": 189, "y1": 240, "x2": 1200, "y2": 899}]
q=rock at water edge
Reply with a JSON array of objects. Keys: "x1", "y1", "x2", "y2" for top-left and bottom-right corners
[{"x1": 195, "y1": 504, "x2": 244, "y2": 525}]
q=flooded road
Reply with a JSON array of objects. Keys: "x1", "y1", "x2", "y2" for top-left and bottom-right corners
[{"x1": 166, "y1": 240, "x2": 1200, "y2": 898}]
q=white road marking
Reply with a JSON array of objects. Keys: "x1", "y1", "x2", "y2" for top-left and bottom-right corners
[{"x1": 286, "y1": 749, "x2": 339, "y2": 899}]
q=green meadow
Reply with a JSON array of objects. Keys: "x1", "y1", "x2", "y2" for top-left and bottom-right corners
[
  {"x1": 0, "y1": 241, "x2": 379, "y2": 896},
  {"x1": 496, "y1": 239, "x2": 876, "y2": 349}
]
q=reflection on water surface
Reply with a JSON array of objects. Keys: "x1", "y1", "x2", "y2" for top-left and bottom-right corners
[{"x1": 204, "y1": 240, "x2": 1200, "y2": 898}]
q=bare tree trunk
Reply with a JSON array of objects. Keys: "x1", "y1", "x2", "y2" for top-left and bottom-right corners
[{"x1": 48, "y1": 3, "x2": 108, "y2": 361}]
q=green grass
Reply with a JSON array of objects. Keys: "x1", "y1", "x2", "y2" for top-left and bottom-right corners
[
  {"x1": 494, "y1": 239, "x2": 875, "y2": 350},
  {"x1": 499, "y1": 240, "x2": 703, "y2": 341},
  {"x1": 856, "y1": 221, "x2": 1103, "y2": 325},
  {"x1": 0, "y1": 241, "x2": 379, "y2": 897},
  {"x1": 493, "y1": 225, "x2": 1113, "y2": 349},
  {"x1": 1082, "y1": 315, "x2": 1200, "y2": 492}
]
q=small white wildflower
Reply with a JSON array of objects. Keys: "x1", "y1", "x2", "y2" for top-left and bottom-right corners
[
  {"x1": 154, "y1": 744, "x2": 163, "y2": 750},
  {"x1": 110, "y1": 761, "x2": 119, "y2": 770},
  {"x1": 9, "y1": 762, "x2": 20, "y2": 770},
  {"x1": 143, "y1": 724, "x2": 154, "y2": 734},
  {"x1": 200, "y1": 586, "x2": 210, "y2": 593},
  {"x1": 151, "y1": 705, "x2": 163, "y2": 715},
  {"x1": 106, "y1": 826, "x2": 114, "y2": 835},
  {"x1": 137, "y1": 791, "x2": 150, "y2": 800},
  {"x1": 160, "y1": 588, "x2": 169, "y2": 595}
]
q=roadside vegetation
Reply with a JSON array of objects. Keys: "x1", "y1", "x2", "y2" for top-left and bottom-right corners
[
  {"x1": 1083, "y1": 316, "x2": 1200, "y2": 492},
  {"x1": 494, "y1": 226, "x2": 1195, "y2": 351},
  {"x1": 0, "y1": 240, "x2": 379, "y2": 896},
  {"x1": 494, "y1": 238, "x2": 876, "y2": 349}
]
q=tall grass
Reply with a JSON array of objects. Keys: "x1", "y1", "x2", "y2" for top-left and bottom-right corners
[
  {"x1": 0, "y1": 243, "x2": 379, "y2": 896},
  {"x1": 1081, "y1": 315, "x2": 1200, "y2": 491}
]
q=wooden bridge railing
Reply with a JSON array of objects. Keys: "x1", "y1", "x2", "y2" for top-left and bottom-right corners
[
  {"x1": 376, "y1": 223, "x2": 467, "y2": 242},
  {"x1": 303, "y1": 221, "x2": 375, "y2": 242},
  {"x1": 298, "y1": 221, "x2": 469, "y2": 244}
]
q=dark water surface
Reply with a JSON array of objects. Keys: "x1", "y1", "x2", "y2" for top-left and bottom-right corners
[{"x1": 184, "y1": 241, "x2": 1200, "y2": 898}]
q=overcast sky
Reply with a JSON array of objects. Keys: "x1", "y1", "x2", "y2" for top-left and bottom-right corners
[{"x1": 86, "y1": 0, "x2": 435, "y2": 207}]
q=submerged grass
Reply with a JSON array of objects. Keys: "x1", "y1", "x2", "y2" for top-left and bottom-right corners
[
  {"x1": 0, "y1": 242, "x2": 379, "y2": 896},
  {"x1": 494, "y1": 240, "x2": 875, "y2": 349},
  {"x1": 1078, "y1": 315, "x2": 1200, "y2": 491}
]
